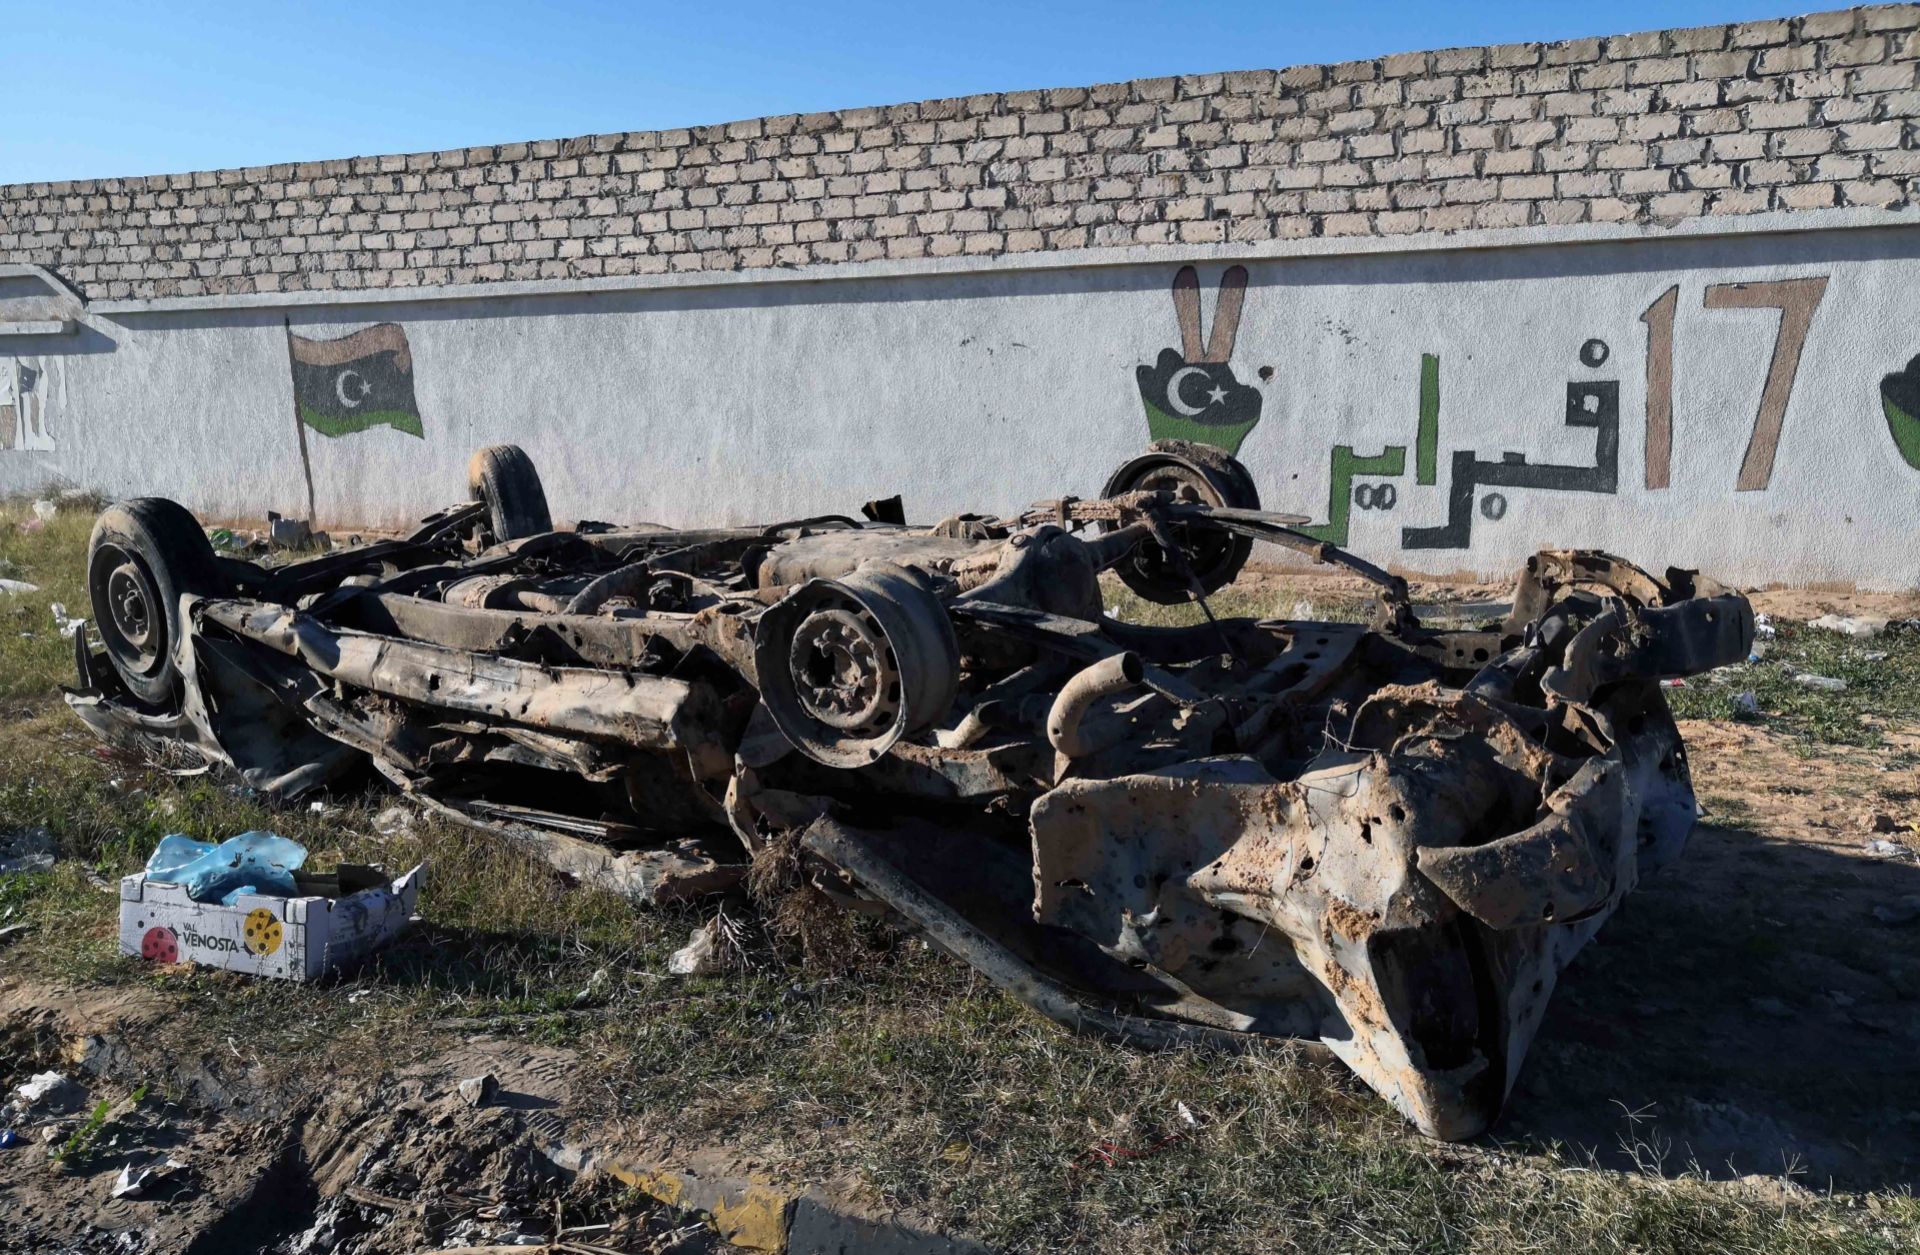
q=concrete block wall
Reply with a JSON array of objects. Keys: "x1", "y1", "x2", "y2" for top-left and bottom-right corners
[{"x1": 4, "y1": 5, "x2": 1920, "y2": 299}]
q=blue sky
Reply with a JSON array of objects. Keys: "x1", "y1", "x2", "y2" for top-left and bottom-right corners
[{"x1": 2, "y1": 0, "x2": 1798, "y2": 185}]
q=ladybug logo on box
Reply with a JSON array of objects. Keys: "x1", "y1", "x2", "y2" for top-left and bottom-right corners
[{"x1": 243, "y1": 909, "x2": 284, "y2": 956}]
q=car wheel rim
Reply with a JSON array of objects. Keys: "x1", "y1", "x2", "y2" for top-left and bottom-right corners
[{"x1": 91, "y1": 543, "x2": 166, "y2": 676}]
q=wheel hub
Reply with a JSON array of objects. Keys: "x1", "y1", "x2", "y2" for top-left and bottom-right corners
[
  {"x1": 107, "y1": 563, "x2": 156, "y2": 651},
  {"x1": 788, "y1": 606, "x2": 897, "y2": 731}
]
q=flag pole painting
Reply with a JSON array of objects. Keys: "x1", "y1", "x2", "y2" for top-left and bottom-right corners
[{"x1": 286, "y1": 323, "x2": 425, "y2": 439}]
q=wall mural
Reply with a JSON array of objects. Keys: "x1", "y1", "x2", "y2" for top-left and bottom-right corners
[
  {"x1": 284, "y1": 321, "x2": 426, "y2": 522},
  {"x1": 286, "y1": 323, "x2": 425, "y2": 439},
  {"x1": 0, "y1": 356, "x2": 61, "y2": 452},
  {"x1": 1141, "y1": 268, "x2": 1889, "y2": 554},
  {"x1": 1880, "y1": 354, "x2": 1920, "y2": 472},
  {"x1": 1137, "y1": 265, "x2": 1263, "y2": 456}
]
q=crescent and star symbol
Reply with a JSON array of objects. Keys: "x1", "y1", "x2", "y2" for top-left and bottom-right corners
[
  {"x1": 1163, "y1": 364, "x2": 1231, "y2": 418},
  {"x1": 334, "y1": 369, "x2": 372, "y2": 409}
]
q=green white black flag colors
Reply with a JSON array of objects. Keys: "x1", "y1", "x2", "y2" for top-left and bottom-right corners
[{"x1": 287, "y1": 323, "x2": 424, "y2": 438}]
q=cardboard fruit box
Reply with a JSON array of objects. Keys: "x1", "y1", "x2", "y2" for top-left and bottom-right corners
[{"x1": 119, "y1": 863, "x2": 423, "y2": 981}]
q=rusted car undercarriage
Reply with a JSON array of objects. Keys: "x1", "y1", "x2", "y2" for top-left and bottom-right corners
[{"x1": 67, "y1": 441, "x2": 1753, "y2": 1139}]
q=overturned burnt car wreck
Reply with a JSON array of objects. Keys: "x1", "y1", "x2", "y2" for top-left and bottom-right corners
[{"x1": 68, "y1": 441, "x2": 1753, "y2": 1139}]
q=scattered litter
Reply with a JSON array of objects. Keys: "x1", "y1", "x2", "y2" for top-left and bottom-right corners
[
  {"x1": 0, "y1": 1129, "x2": 19, "y2": 1149},
  {"x1": 123, "y1": 836, "x2": 422, "y2": 980},
  {"x1": 1752, "y1": 612, "x2": 1776, "y2": 641},
  {"x1": 267, "y1": 513, "x2": 312, "y2": 550},
  {"x1": 573, "y1": 967, "x2": 611, "y2": 1007},
  {"x1": 144, "y1": 831, "x2": 308, "y2": 904},
  {"x1": 31, "y1": 499, "x2": 56, "y2": 522},
  {"x1": 1659, "y1": 678, "x2": 1687, "y2": 689},
  {"x1": 17, "y1": 517, "x2": 43, "y2": 533},
  {"x1": 1865, "y1": 839, "x2": 1905, "y2": 857},
  {"x1": 49, "y1": 603, "x2": 85, "y2": 639},
  {"x1": 372, "y1": 805, "x2": 415, "y2": 835},
  {"x1": 1731, "y1": 690, "x2": 1761, "y2": 717},
  {"x1": 1873, "y1": 898, "x2": 1920, "y2": 927},
  {"x1": 1289, "y1": 599, "x2": 1317, "y2": 620},
  {"x1": 667, "y1": 919, "x2": 726, "y2": 976},
  {"x1": 1808, "y1": 614, "x2": 1888, "y2": 639},
  {"x1": 0, "y1": 826, "x2": 57, "y2": 875},
  {"x1": 0, "y1": 578, "x2": 40, "y2": 595},
  {"x1": 0, "y1": 924, "x2": 28, "y2": 946},
  {"x1": 1793, "y1": 673, "x2": 1847, "y2": 692},
  {"x1": 110, "y1": 1157, "x2": 184, "y2": 1200},
  {"x1": 12, "y1": 1072, "x2": 79, "y2": 1112},
  {"x1": 456, "y1": 1074, "x2": 499, "y2": 1108}
]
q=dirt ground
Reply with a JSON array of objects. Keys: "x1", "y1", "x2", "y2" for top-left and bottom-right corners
[{"x1": 0, "y1": 977, "x2": 746, "y2": 1254}]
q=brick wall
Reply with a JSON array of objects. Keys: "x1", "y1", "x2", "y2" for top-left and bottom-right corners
[{"x1": 5, "y1": 5, "x2": 1919, "y2": 302}]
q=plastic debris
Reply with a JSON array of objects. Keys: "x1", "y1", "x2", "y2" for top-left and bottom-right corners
[
  {"x1": 143, "y1": 831, "x2": 308, "y2": 905},
  {"x1": 111, "y1": 1157, "x2": 184, "y2": 1200},
  {"x1": 1808, "y1": 614, "x2": 1888, "y2": 639},
  {"x1": 667, "y1": 920, "x2": 725, "y2": 976},
  {"x1": 457, "y1": 1074, "x2": 499, "y2": 1107},
  {"x1": 1794, "y1": 673, "x2": 1848, "y2": 693},
  {"x1": 372, "y1": 805, "x2": 414, "y2": 835},
  {"x1": 0, "y1": 578, "x2": 39, "y2": 595},
  {"x1": 0, "y1": 826, "x2": 56, "y2": 875},
  {"x1": 267, "y1": 515, "x2": 312, "y2": 550},
  {"x1": 1866, "y1": 839, "x2": 1904, "y2": 857},
  {"x1": 1752, "y1": 612, "x2": 1776, "y2": 641},
  {"x1": 31, "y1": 500, "x2": 56, "y2": 522},
  {"x1": 12, "y1": 1072, "x2": 78, "y2": 1111},
  {"x1": 1731, "y1": 690, "x2": 1761, "y2": 717},
  {"x1": 49, "y1": 603, "x2": 85, "y2": 639},
  {"x1": 0, "y1": 1129, "x2": 19, "y2": 1149}
]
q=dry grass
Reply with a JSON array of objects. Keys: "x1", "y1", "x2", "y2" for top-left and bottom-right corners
[{"x1": 0, "y1": 497, "x2": 1915, "y2": 1252}]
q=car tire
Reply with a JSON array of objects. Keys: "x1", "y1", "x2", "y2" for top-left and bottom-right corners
[
  {"x1": 468, "y1": 444, "x2": 553, "y2": 542},
  {"x1": 1100, "y1": 441, "x2": 1260, "y2": 604},
  {"x1": 86, "y1": 498, "x2": 219, "y2": 707}
]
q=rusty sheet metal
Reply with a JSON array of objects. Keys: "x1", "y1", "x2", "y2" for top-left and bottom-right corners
[{"x1": 200, "y1": 599, "x2": 721, "y2": 754}]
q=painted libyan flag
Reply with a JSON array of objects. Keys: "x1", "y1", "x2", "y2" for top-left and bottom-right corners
[
  {"x1": 288, "y1": 323, "x2": 424, "y2": 438},
  {"x1": 1881, "y1": 353, "x2": 1920, "y2": 472}
]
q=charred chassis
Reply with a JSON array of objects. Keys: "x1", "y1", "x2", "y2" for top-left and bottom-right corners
[{"x1": 68, "y1": 441, "x2": 1753, "y2": 1140}]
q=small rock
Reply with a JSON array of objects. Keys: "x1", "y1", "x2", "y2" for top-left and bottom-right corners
[
  {"x1": 457, "y1": 1074, "x2": 499, "y2": 1108},
  {"x1": 1873, "y1": 898, "x2": 1920, "y2": 928},
  {"x1": 1748, "y1": 996, "x2": 1792, "y2": 1018}
]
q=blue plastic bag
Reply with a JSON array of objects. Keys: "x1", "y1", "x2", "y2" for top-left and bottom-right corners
[{"x1": 144, "y1": 831, "x2": 308, "y2": 905}]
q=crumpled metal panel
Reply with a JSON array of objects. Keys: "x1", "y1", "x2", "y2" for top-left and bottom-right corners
[{"x1": 1031, "y1": 682, "x2": 1698, "y2": 1139}]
